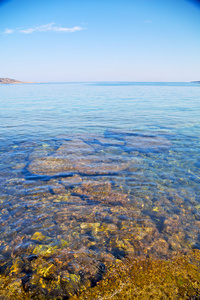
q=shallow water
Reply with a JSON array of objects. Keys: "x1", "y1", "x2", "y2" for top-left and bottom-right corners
[{"x1": 0, "y1": 82, "x2": 200, "y2": 297}]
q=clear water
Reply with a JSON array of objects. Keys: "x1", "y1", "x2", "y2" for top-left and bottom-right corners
[{"x1": 0, "y1": 82, "x2": 200, "y2": 293}]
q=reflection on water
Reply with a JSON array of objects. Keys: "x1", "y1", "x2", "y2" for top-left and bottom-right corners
[{"x1": 0, "y1": 83, "x2": 200, "y2": 298}]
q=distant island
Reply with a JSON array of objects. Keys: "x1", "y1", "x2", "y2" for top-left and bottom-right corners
[
  {"x1": 191, "y1": 81, "x2": 200, "y2": 83},
  {"x1": 0, "y1": 78, "x2": 32, "y2": 84}
]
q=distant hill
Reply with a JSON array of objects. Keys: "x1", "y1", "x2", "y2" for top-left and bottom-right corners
[
  {"x1": 0, "y1": 78, "x2": 32, "y2": 84},
  {"x1": 191, "y1": 81, "x2": 200, "y2": 83}
]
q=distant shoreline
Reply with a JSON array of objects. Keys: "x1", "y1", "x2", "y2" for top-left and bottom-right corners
[
  {"x1": 0, "y1": 78, "x2": 199, "y2": 84},
  {"x1": 0, "y1": 78, "x2": 33, "y2": 84}
]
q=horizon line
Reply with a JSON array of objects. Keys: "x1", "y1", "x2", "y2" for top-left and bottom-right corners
[{"x1": 19, "y1": 80, "x2": 198, "y2": 83}]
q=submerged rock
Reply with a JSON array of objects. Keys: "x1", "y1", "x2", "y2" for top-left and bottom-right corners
[
  {"x1": 2, "y1": 131, "x2": 200, "y2": 299},
  {"x1": 56, "y1": 139, "x2": 95, "y2": 156},
  {"x1": 28, "y1": 153, "x2": 128, "y2": 177},
  {"x1": 150, "y1": 238, "x2": 169, "y2": 256},
  {"x1": 60, "y1": 175, "x2": 82, "y2": 187},
  {"x1": 74, "y1": 156, "x2": 129, "y2": 175},
  {"x1": 71, "y1": 250, "x2": 200, "y2": 300},
  {"x1": 105, "y1": 130, "x2": 172, "y2": 152},
  {"x1": 72, "y1": 181, "x2": 130, "y2": 206},
  {"x1": 28, "y1": 157, "x2": 76, "y2": 175},
  {"x1": 125, "y1": 135, "x2": 171, "y2": 152},
  {"x1": 31, "y1": 231, "x2": 46, "y2": 241},
  {"x1": 48, "y1": 179, "x2": 66, "y2": 194},
  {"x1": 26, "y1": 134, "x2": 133, "y2": 177}
]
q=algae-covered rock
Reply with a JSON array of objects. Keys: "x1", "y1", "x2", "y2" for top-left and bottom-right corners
[
  {"x1": 10, "y1": 257, "x2": 24, "y2": 275},
  {"x1": 37, "y1": 262, "x2": 56, "y2": 279},
  {"x1": 168, "y1": 235, "x2": 182, "y2": 251},
  {"x1": 80, "y1": 222, "x2": 101, "y2": 236},
  {"x1": 162, "y1": 216, "x2": 180, "y2": 234},
  {"x1": 60, "y1": 271, "x2": 81, "y2": 296},
  {"x1": 73, "y1": 181, "x2": 130, "y2": 206},
  {"x1": 71, "y1": 250, "x2": 200, "y2": 300},
  {"x1": 0, "y1": 277, "x2": 27, "y2": 300},
  {"x1": 33, "y1": 244, "x2": 58, "y2": 257},
  {"x1": 150, "y1": 238, "x2": 169, "y2": 256},
  {"x1": 73, "y1": 180, "x2": 112, "y2": 198},
  {"x1": 1, "y1": 247, "x2": 200, "y2": 299},
  {"x1": 31, "y1": 231, "x2": 46, "y2": 241}
]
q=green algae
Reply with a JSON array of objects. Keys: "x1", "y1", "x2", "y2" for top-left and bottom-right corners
[
  {"x1": 31, "y1": 231, "x2": 46, "y2": 241},
  {"x1": 0, "y1": 250, "x2": 200, "y2": 299},
  {"x1": 71, "y1": 250, "x2": 200, "y2": 300},
  {"x1": 33, "y1": 245, "x2": 59, "y2": 257}
]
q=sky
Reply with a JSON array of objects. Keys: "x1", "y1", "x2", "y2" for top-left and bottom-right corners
[{"x1": 0, "y1": 0, "x2": 200, "y2": 82}]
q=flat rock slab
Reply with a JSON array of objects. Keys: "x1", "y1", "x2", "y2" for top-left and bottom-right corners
[
  {"x1": 27, "y1": 132, "x2": 171, "y2": 176},
  {"x1": 93, "y1": 137, "x2": 125, "y2": 146},
  {"x1": 74, "y1": 157, "x2": 129, "y2": 175},
  {"x1": 28, "y1": 157, "x2": 76, "y2": 175},
  {"x1": 56, "y1": 139, "x2": 95, "y2": 156},
  {"x1": 105, "y1": 130, "x2": 172, "y2": 152},
  {"x1": 124, "y1": 135, "x2": 171, "y2": 151},
  {"x1": 28, "y1": 155, "x2": 129, "y2": 176}
]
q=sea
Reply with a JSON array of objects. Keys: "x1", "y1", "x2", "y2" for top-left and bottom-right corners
[{"x1": 0, "y1": 82, "x2": 200, "y2": 298}]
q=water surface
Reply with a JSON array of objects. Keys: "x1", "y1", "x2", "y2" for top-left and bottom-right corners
[{"x1": 0, "y1": 82, "x2": 200, "y2": 297}]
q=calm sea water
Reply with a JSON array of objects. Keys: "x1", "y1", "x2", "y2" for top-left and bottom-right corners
[{"x1": 0, "y1": 82, "x2": 200, "y2": 295}]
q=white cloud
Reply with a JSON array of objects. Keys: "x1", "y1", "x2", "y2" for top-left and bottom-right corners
[
  {"x1": 2, "y1": 23, "x2": 85, "y2": 34},
  {"x1": 53, "y1": 26, "x2": 84, "y2": 32},
  {"x1": 19, "y1": 23, "x2": 55, "y2": 33},
  {"x1": 3, "y1": 28, "x2": 14, "y2": 34}
]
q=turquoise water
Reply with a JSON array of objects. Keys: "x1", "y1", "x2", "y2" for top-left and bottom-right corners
[
  {"x1": 0, "y1": 82, "x2": 200, "y2": 296},
  {"x1": 1, "y1": 82, "x2": 200, "y2": 141}
]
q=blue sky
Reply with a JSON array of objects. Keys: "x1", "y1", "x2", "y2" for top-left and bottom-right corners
[{"x1": 0, "y1": 0, "x2": 200, "y2": 82}]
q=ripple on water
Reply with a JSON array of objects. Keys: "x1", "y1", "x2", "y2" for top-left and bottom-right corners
[{"x1": 0, "y1": 130, "x2": 200, "y2": 298}]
